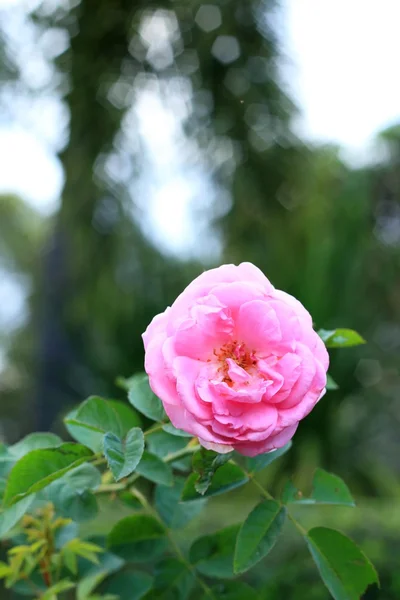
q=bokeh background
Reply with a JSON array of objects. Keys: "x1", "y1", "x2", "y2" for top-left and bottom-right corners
[{"x1": 0, "y1": 0, "x2": 399, "y2": 597}]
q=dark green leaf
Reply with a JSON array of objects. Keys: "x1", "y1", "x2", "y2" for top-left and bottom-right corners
[
  {"x1": 65, "y1": 397, "x2": 122, "y2": 452},
  {"x1": 103, "y1": 428, "x2": 144, "y2": 481},
  {"x1": 202, "y1": 582, "x2": 258, "y2": 600},
  {"x1": 311, "y1": 469, "x2": 355, "y2": 506},
  {"x1": 3, "y1": 443, "x2": 93, "y2": 506},
  {"x1": 136, "y1": 452, "x2": 173, "y2": 487},
  {"x1": 181, "y1": 462, "x2": 248, "y2": 502},
  {"x1": 234, "y1": 500, "x2": 286, "y2": 573},
  {"x1": 281, "y1": 480, "x2": 311, "y2": 505},
  {"x1": 0, "y1": 495, "x2": 35, "y2": 538},
  {"x1": 306, "y1": 527, "x2": 379, "y2": 600},
  {"x1": 189, "y1": 525, "x2": 239, "y2": 579},
  {"x1": 107, "y1": 515, "x2": 166, "y2": 562},
  {"x1": 146, "y1": 431, "x2": 187, "y2": 471},
  {"x1": 318, "y1": 329, "x2": 366, "y2": 348},
  {"x1": 162, "y1": 424, "x2": 192, "y2": 438},
  {"x1": 101, "y1": 571, "x2": 153, "y2": 600},
  {"x1": 246, "y1": 442, "x2": 292, "y2": 474},
  {"x1": 127, "y1": 374, "x2": 166, "y2": 422},
  {"x1": 153, "y1": 558, "x2": 194, "y2": 599},
  {"x1": 282, "y1": 470, "x2": 355, "y2": 507},
  {"x1": 155, "y1": 479, "x2": 206, "y2": 529},
  {"x1": 326, "y1": 374, "x2": 339, "y2": 390},
  {"x1": 192, "y1": 449, "x2": 233, "y2": 495}
]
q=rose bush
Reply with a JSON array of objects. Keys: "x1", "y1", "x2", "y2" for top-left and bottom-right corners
[{"x1": 143, "y1": 262, "x2": 329, "y2": 456}]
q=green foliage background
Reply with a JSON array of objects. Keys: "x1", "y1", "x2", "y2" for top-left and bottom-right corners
[{"x1": 0, "y1": 0, "x2": 399, "y2": 597}]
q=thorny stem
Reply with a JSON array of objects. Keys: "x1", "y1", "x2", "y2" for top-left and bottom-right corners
[{"x1": 132, "y1": 488, "x2": 216, "y2": 599}]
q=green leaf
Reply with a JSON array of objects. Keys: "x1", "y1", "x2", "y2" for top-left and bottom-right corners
[
  {"x1": 3, "y1": 443, "x2": 93, "y2": 506},
  {"x1": 192, "y1": 449, "x2": 233, "y2": 495},
  {"x1": 153, "y1": 558, "x2": 194, "y2": 599},
  {"x1": 47, "y1": 485, "x2": 98, "y2": 523},
  {"x1": 107, "y1": 515, "x2": 166, "y2": 562},
  {"x1": 317, "y1": 329, "x2": 366, "y2": 348},
  {"x1": 281, "y1": 480, "x2": 311, "y2": 505},
  {"x1": 9, "y1": 433, "x2": 63, "y2": 458},
  {"x1": 65, "y1": 408, "x2": 104, "y2": 454},
  {"x1": 77, "y1": 571, "x2": 109, "y2": 600},
  {"x1": 0, "y1": 495, "x2": 35, "y2": 538},
  {"x1": 189, "y1": 525, "x2": 239, "y2": 579},
  {"x1": 136, "y1": 452, "x2": 173, "y2": 487},
  {"x1": 65, "y1": 397, "x2": 122, "y2": 452},
  {"x1": 146, "y1": 431, "x2": 187, "y2": 470},
  {"x1": 0, "y1": 561, "x2": 12, "y2": 578},
  {"x1": 306, "y1": 527, "x2": 379, "y2": 600},
  {"x1": 181, "y1": 462, "x2": 248, "y2": 502},
  {"x1": 42, "y1": 463, "x2": 101, "y2": 522},
  {"x1": 326, "y1": 374, "x2": 339, "y2": 390},
  {"x1": 63, "y1": 463, "x2": 102, "y2": 492},
  {"x1": 107, "y1": 400, "x2": 142, "y2": 434},
  {"x1": 311, "y1": 469, "x2": 355, "y2": 506},
  {"x1": 282, "y1": 470, "x2": 355, "y2": 507},
  {"x1": 201, "y1": 582, "x2": 259, "y2": 600},
  {"x1": 155, "y1": 479, "x2": 206, "y2": 529},
  {"x1": 162, "y1": 424, "x2": 192, "y2": 438},
  {"x1": 234, "y1": 500, "x2": 286, "y2": 574},
  {"x1": 246, "y1": 442, "x2": 292, "y2": 474},
  {"x1": 42, "y1": 579, "x2": 75, "y2": 600},
  {"x1": 103, "y1": 428, "x2": 144, "y2": 481},
  {"x1": 127, "y1": 374, "x2": 166, "y2": 422},
  {"x1": 101, "y1": 571, "x2": 153, "y2": 600}
]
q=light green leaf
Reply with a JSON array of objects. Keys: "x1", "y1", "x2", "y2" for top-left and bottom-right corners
[
  {"x1": 3, "y1": 443, "x2": 93, "y2": 506},
  {"x1": 181, "y1": 462, "x2": 248, "y2": 502},
  {"x1": 0, "y1": 561, "x2": 12, "y2": 578},
  {"x1": 42, "y1": 579, "x2": 75, "y2": 600},
  {"x1": 306, "y1": 527, "x2": 379, "y2": 600},
  {"x1": 326, "y1": 374, "x2": 339, "y2": 390},
  {"x1": 103, "y1": 428, "x2": 144, "y2": 481},
  {"x1": 311, "y1": 469, "x2": 355, "y2": 506},
  {"x1": 9, "y1": 433, "x2": 63, "y2": 458},
  {"x1": 136, "y1": 452, "x2": 173, "y2": 487},
  {"x1": 107, "y1": 515, "x2": 166, "y2": 562},
  {"x1": 246, "y1": 442, "x2": 292, "y2": 474},
  {"x1": 0, "y1": 495, "x2": 35, "y2": 538},
  {"x1": 162, "y1": 424, "x2": 192, "y2": 438},
  {"x1": 201, "y1": 582, "x2": 259, "y2": 600},
  {"x1": 155, "y1": 479, "x2": 206, "y2": 530},
  {"x1": 189, "y1": 525, "x2": 240, "y2": 579},
  {"x1": 127, "y1": 374, "x2": 166, "y2": 422},
  {"x1": 192, "y1": 449, "x2": 233, "y2": 495},
  {"x1": 317, "y1": 329, "x2": 366, "y2": 348},
  {"x1": 65, "y1": 397, "x2": 122, "y2": 452},
  {"x1": 234, "y1": 500, "x2": 286, "y2": 573}
]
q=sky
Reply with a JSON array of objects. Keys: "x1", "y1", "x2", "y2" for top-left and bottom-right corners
[{"x1": 0, "y1": 0, "x2": 400, "y2": 217}]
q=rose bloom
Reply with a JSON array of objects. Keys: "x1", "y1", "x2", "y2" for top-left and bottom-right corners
[{"x1": 143, "y1": 263, "x2": 329, "y2": 457}]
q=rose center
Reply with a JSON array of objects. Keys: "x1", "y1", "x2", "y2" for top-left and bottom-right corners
[{"x1": 213, "y1": 340, "x2": 257, "y2": 386}]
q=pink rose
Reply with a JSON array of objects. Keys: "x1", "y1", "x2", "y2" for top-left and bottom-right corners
[{"x1": 142, "y1": 263, "x2": 329, "y2": 457}]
